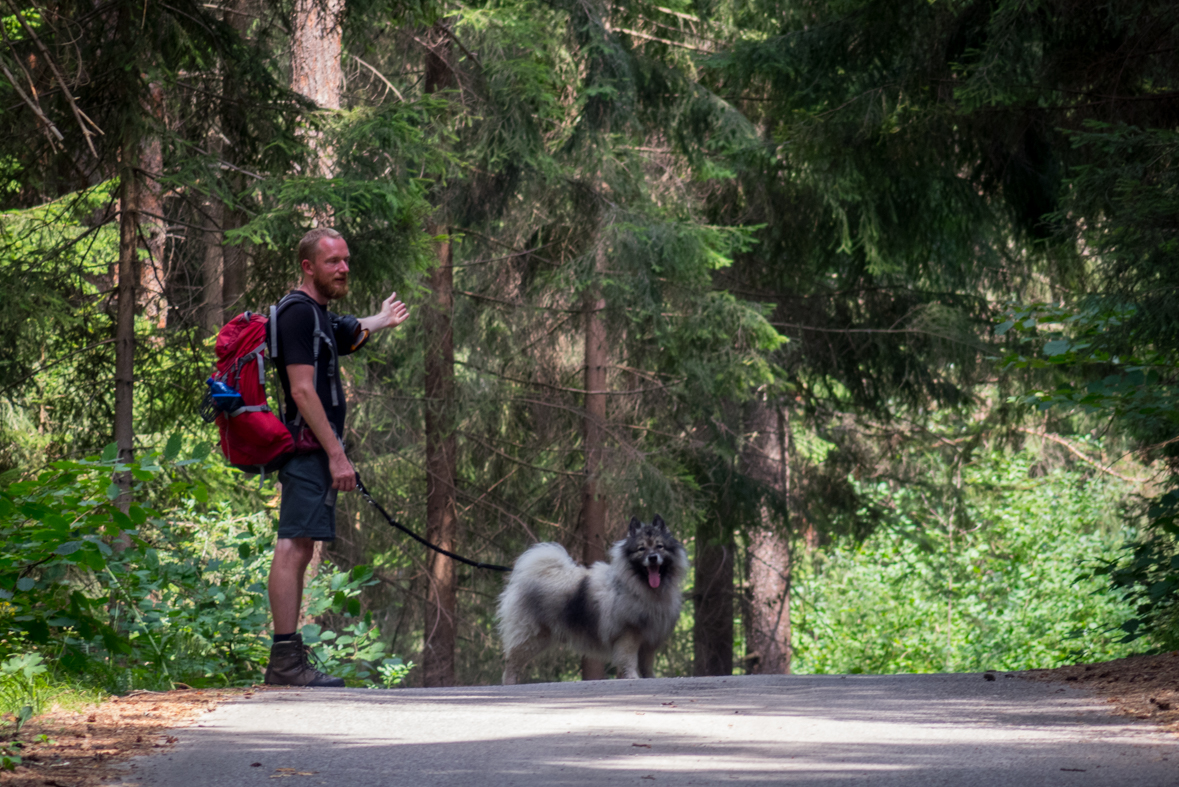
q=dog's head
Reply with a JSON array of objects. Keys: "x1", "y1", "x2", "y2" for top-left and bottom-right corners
[{"x1": 623, "y1": 515, "x2": 684, "y2": 591}]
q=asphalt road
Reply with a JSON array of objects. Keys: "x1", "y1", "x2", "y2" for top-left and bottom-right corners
[{"x1": 120, "y1": 674, "x2": 1178, "y2": 787}]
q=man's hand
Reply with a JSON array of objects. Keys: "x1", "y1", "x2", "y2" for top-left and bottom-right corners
[
  {"x1": 328, "y1": 450, "x2": 356, "y2": 492},
  {"x1": 288, "y1": 363, "x2": 356, "y2": 493},
  {"x1": 359, "y1": 292, "x2": 409, "y2": 334}
]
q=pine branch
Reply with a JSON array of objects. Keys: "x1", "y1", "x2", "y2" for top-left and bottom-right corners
[
  {"x1": 770, "y1": 321, "x2": 990, "y2": 352},
  {"x1": 458, "y1": 430, "x2": 583, "y2": 478},
  {"x1": 456, "y1": 289, "x2": 580, "y2": 313},
  {"x1": 456, "y1": 359, "x2": 682, "y2": 396},
  {"x1": 1, "y1": 339, "x2": 116, "y2": 394}
]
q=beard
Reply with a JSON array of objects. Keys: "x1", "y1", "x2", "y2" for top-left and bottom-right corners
[{"x1": 313, "y1": 268, "x2": 348, "y2": 300}]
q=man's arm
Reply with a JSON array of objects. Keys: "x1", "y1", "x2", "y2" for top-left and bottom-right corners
[
  {"x1": 287, "y1": 364, "x2": 355, "y2": 491},
  {"x1": 357, "y1": 292, "x2": 409, "y2": 334}
]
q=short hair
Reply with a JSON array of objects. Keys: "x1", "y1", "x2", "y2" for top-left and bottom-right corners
[{"x1": 296, "y1": 227, "x2": 343, "y2": 268}]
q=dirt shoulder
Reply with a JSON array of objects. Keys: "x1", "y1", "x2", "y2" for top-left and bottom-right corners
[
  {"x1": 0, "y1": 686, "x2": 289, "y2": 787},
  {"x1": 1024, "y1": 650, "x2": 1179, "y2": 735}
]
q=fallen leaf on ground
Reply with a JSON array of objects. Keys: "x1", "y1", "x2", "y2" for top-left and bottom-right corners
[
  {"x1": 0, "y1": 685, "x2": 290, "y2": 787},
  {"x1": 1028, "y1": 651, "x2": 1179, "y2": 737}
]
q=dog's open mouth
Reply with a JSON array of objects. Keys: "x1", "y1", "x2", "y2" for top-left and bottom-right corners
[{"x1": 647, "y1": 564, "x2": 661, "y2": 588}]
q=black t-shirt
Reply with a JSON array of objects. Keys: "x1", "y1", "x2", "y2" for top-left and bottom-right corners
[{"x1": 275, "y1": 293, "x2": 357, "y2": 438}]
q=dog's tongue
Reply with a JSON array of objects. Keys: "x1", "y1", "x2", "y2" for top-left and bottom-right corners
[{"x1": 647, "y1": 565, "x2": 661, "y2": 589}]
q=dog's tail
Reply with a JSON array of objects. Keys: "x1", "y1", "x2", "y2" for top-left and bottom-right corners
[
  {"x1": 509, "y1": 542, "x2": 576, "y2": 577},
  {"x1": 497, "y1": 542, "x2": 580, "y2": 649}
]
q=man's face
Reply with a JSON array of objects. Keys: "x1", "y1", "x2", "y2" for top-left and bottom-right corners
[{"x1": 305, "y1": 237, "x2": 350, "y2": 300}]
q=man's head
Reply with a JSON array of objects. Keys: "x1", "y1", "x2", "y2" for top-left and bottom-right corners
[{"x1": 297, "y1": 228, "x2": 350, "y2": 301}]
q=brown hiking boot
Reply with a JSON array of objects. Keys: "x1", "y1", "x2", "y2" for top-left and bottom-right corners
[{"x1": 263, "y1": 634, "x2": 346, "y2": 687}]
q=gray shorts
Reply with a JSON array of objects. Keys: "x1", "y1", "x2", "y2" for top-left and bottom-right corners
[{"x1": 277, "y1": 451, "x2": 337, "y2": 541}]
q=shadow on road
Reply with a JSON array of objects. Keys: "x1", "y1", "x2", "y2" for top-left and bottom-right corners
[{"x1": 128, "y1": 674, "x2": 1178, "y2": 787}]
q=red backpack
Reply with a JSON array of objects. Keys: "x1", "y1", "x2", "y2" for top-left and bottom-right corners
[{"x1": 202, "y1": 292, "x2": 337, "y2": 475}]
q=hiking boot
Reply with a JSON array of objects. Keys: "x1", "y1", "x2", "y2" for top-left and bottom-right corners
[{"x1": 263, "y1": 634, "x2": 345, "y2": 687}]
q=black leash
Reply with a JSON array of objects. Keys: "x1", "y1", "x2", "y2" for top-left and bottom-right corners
[{"x1": 354, "y1": 474, "x2": 512, "y2": 572}]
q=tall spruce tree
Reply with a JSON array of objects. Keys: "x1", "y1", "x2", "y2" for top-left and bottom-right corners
[{"x1": 701, "y1": 0, "x2": 1179, "y2": 657}]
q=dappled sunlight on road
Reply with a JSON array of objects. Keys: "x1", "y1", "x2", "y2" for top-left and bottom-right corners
[{"x1": 126, "y1": 675, "x2": 1179, "y2": 787}]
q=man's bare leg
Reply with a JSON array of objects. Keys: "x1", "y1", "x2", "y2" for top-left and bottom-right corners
[{"x1": 269, "y1": 537, "x2": 315, "y2": 635}]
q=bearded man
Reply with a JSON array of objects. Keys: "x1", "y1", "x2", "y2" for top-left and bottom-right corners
[{"x1": 265, "y1": 227, "x2": 409, "y2": 686}]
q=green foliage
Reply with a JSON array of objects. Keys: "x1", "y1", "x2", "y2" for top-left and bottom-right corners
[
  {"x1": 0, "y1": 653, "x2": 49, "y2": 729},
  {"x1": 793, "y1": 450, "x2": 1138, "y2": 674},
  {"x1": 293, "y1": 566, "x2": 410, "y2": 686},
  {"x1": 1000, "y1": 300, "x2": 1179, "y2": 650},
  {"x1": 1091, "y1": 489, "x2": 1179, "y2": 651},
  {"x1": 236, "y1": 97, "x2": 447, "y2": 305},
  {"x1": 376, "y1": 657, "x2": 414, "y2": 688},
  {"x1": 301, "y1": 616, "x2": 402, "y2": 685},
  {"x1": 0, "y1": 450, "x2": 162, "y2": 652},
  {"x1": 999, "y1": 302, "x2": 1177, "y2": 430},
  {"x1": 723, "y1": 0, "x2": 1178, "y2": 654},
  {"x1": 0, "y1": 442, "x2": 412, "y2": 694},
  {"x1": 0, "y1": 741, "x2": 19, "y2": 771}
]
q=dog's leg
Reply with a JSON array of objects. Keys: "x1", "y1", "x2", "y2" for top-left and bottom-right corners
[
  {"x1": 638, "y1": 643, "x2": 657, "y2": 678},
  {"x1": 610, "y1": 631, "x2": 644, "y2": 679},
  {"x1": 502, "y1": 629, "x2": 551, "y2": 685}
]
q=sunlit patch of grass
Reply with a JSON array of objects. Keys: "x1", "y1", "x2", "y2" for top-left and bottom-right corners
[{"x1": 0, "y1": 654, "x2": 107, "y2": 735}]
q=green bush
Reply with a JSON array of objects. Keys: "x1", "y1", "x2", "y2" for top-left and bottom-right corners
[
  {"x1": 0, "y1": 653, "x2": 49, "y2": 728},
  {"x1": 0, "y1": 440, "x2": 413, "y2": 693},
  {"x1": 792, "y1": 450, "x2": 1139, "y2": 674}
]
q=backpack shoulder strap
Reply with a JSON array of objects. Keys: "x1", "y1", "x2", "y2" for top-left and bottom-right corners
[
  {"x1": 271, "y1": 291, "x2": 340, "y2": 418},
  {"x1": 269, "y1": 303, "x2": 284, "y2": 423}
]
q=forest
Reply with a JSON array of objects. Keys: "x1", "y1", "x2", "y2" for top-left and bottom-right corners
[{"x1": 0, "y1": 0, "x2": 1177, "y2": 700}]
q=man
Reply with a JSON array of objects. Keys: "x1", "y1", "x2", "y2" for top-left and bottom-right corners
[{"x1": 264, "y1": 227, "x2": 409, "y2": 687}]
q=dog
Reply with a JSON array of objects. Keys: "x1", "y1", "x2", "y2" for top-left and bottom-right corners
[{"x1": 497, "y1": 515, "x2": 688, "y2": 684}]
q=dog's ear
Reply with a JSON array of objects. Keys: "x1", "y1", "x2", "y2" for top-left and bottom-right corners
[
  {"x1": 652, "y1": 514, "x2": 668, "y2": 532},
  {"x1": 628, "y1": 516, "x2": 643, "y2": 536}
]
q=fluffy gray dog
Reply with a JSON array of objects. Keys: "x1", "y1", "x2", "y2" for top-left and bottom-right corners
[{"x1": 497, "y1": 515, "x2": 687, "y2": 684}]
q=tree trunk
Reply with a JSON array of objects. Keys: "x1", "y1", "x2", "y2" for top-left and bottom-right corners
[
  {"x1": 113, "y1": 131, "x2": 139, "y2": 513},
  {"x1": 220, "y1": 0, "x2": 254, "y2": 323},
  {"x1": 137, "y1": 82, "x2": 167, "y2": 331},
  {"x1": 580, "y1": 236, "x2": 609, "y2": 681},
  {"x1": 422, "y1": 225, "x2": 458, "y2": 687},
  {"x1": 693, "y1": 507, "x2": 734, "y2": 676},
  {"x1": 420, "y1": 24, "x2": 459, "y2": 688},
  {"x1": 221, "y1": 214, "x2": 248, "y2": 321},
  {"x1": 291, "y1": 0, "x2": 344, "y2": 111},
  {"x1": 200, "y1": 197, "x2": 223, "y2": 336},
  {"x1": 741, "y1": 399, "x2": 792, "y2": 675},
  {"x1": 291, "y1": 0, "x2": 344, "y2": 179}
]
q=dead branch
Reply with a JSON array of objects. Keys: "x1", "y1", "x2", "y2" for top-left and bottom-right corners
[
  {"x1": 0, "y1": 59, "x2": 64, "y2": 144},
  {"x1": 4, "y1": 0, "x2": 103, "y2": 156},
  {"x1": 352, "y1": 54, "x2": 405, "y2": 102},
  {"x1": 1018, "y1": 427, "x2": 1150, "y2": 485}
]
